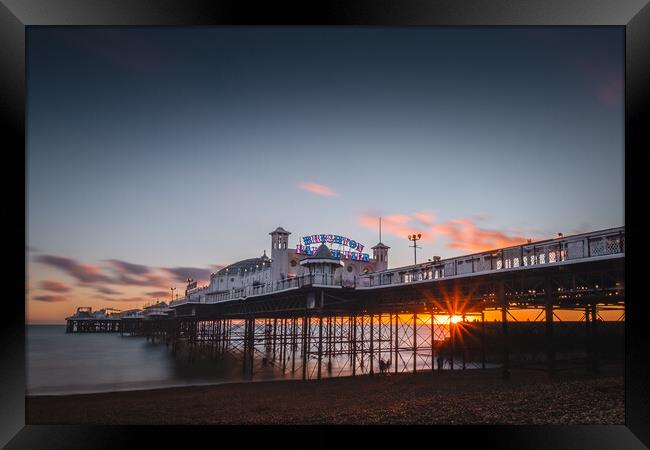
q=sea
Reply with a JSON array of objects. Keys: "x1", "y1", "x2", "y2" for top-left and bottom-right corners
[{"x1": 27, "y1": 324, "x2": 493, "y2": 396}]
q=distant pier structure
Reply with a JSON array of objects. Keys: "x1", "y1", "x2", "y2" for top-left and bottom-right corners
[
  {"x1": 65, "y1": 307, "x2": 122, "y2": 333},
  {"x1": 65, "y1": 302, "x2": 175, "y2": 334}
]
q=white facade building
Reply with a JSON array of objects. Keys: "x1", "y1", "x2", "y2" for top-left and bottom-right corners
[{"x1": 182, "y1": 227, "x2": 390, "y2": 302}]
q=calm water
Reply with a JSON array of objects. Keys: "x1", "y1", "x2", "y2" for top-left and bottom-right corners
[
  {"x1": 27, "y1": 325, "x2": 248, "y2": 395},
  {"x1": 27, "y1": 324, "x2": 490, "y2": 396}
]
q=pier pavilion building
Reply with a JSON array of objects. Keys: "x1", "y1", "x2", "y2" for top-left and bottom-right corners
[{"x1": 184, "y1": 227, "x2": 390, "y2": 302}]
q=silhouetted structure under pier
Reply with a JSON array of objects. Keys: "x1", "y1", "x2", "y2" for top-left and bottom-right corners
[{"x1": 66, "y1": 318, "x2": 121, "y2": 333}]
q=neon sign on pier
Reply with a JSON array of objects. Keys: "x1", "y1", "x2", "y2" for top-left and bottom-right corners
[{"x1": 296, "y1": 234, "x2": 370, "y2": 261}]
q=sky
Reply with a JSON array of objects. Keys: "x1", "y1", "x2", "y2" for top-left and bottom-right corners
[{"x1": 26, "y1": 27, "x2": 624, "y2": 323}]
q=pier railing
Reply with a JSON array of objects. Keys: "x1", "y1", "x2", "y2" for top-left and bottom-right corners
[
  {"x1": 170, "y1": 273, "x2": 342, "y2": 307},
  {"x1": 357, "y1": 226, "x2": 624, "y2": 288},
  {"x1": 169, "y1": 226, "x2": 624, "y2": 307}
]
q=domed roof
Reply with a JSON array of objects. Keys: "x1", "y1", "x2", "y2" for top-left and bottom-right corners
[
  {"x1": 313, "y1": 243, "x2": 334, "y2": 259},
  {"x1": 300, "y1": 243, "x2": 343, "y2": 267},
  {"x1": 216, "y1": 254, "x2": 271, "y2": 275}
]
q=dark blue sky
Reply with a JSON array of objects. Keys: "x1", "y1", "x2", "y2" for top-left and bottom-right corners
[{"x1": 26, "y1": 27, "x2": 623, "y2": 321}]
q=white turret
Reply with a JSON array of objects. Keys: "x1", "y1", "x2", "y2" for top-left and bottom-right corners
[
  {"x1": 372, "y1": 242, "x2": 390, "y2": 271},
  {"x1": 270, "y1": 227, "x2": 291, "y2": 282}
]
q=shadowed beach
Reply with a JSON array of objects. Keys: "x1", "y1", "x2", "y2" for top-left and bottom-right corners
[{"x1": 26, "y1": 365, "x2": 623, "y2": 425}]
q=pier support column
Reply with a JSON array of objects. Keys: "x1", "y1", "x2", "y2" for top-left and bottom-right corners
[
  {"x1": 218, "y1": 319, "x2": 228, "y2": 357},
  {"x1": 302, "y1": 309, "x2": 309, "y2": 381},
  {"x1": 352, "y1": 315, "x2": 357, "y2": 376},
  {"x1": 225, "y1": 319, "x2": 229, "y2": 355},
  {"x1": 355, "y1": 314, "x2": 366, "y2": 373},
  {"x1": 585, "y1": 305, "x2": 591, "y2": 371},
  {"x1": 413, "y1": 312, "x2": 417, "y2": 373},
  {"x1": 462, "y1": 315, "x2": 466, "y2": 370},
  {"x1": 250, "y1": 318, "x2": 255, "y2": 379},
  {"x1": 218, "y1": 319, "x2": 224, "y2": 356},
  {"x1": 450, "y1": 316, "x2": 455, "y2": 371},
  {"x1": 227, "y1": 319, "x2": 233, "y2": 354},
  {"x1": 317, "y1": 312, "x2": 324, "y2": 380},
  {"x1": 481, "y1": 311, "x2": 486, "y2": 369},
  {"x1": 291, "y1": 317, "x2": 297, "y2": 374},
  {"x1": 377, "y1": 312, "x2": 382, "y2": 372},
  {"x1": 499, "y1": 282, "x2": 510, "y2": 379},
  {"x1": 215, "y1": 319, "x2": 221, "y2": 357},
  {"x1": 430, "y1": 308, "x2": 435, "y2": 375},
  {"x1": 242, "y1": 318, "x2": 249, "y2": 379},
  {"x1": 394, "y1": 312, "x2": 399, "y2": 375},
  {"x1": 545, "y1": 278, "x2": 556, "y2": 378},
  {"x1": 590, "y1": 304, "x2": 600, "y2": 374},
  {"x1": 327, "y1": 315, "x2": 333, "y2": 373},
  {"x1": 388, "y1": 313, "x2": 393, "y2": 373},
  {"x1": 369, "y1": 313, "x2": 374, "y2": 375},
  {"x1": 280, "y1": 318, "x2": 286, "y2": 373}
]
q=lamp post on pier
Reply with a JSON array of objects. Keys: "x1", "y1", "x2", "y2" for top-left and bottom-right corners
[{"x1": 408, "y1": 233, "x2": 422, "y2": 266}]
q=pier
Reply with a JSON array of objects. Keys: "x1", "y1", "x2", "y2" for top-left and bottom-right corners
[
  {"x1": 68, "y1": 226, "x2": 625, "y2": 381},
  {"x1": 161, "y1": 227, "x2": 624, "y2": 380},
  {"x1": 65, "y1": 307, "x2": 121, "y2": 333}
]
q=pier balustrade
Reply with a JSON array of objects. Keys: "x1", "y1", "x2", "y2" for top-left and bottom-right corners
[
  {"x1": 170, "y1": 273, "x2": 342, "y2": 306},
  {"x1": 169, "y1": 227, "x2": 624, "y2": 308},
  {"x1": 359, "y1": 227, "x2": 624, "y2": 288}
]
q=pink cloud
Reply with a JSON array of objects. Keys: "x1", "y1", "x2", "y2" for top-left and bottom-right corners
[
  {"x1": 93, "y1": 295, "x2": 151, "y2": 304},
  {"x1": 33, "y1": 294, "x2": 68, "y2": 303},
  {"x1": 430, "y1": 218, "x2": 527, "y2": 252},
  {"x1": 358, "y1": 212, "x2": 433, "y2": 242},
  {"x1": 33, "y1": 253, "x2": 216, "y2": 303},
  {"x1": 39, "y1": 280, "x2": 71, "y2": 293},
  {"x1": 299, "y1": 182, "x2": 337, "y2": 197},
  {"x1": 161, "y1": 267, "x2": 212, "y2": 286},
  {"x1": 146, "y1": 290, "x2": 172, "y2": 299},
  {"x1": 358, "y1": 212, "x2": 529, "y2": 253},
  {"x1": 35, "y1": 255, "x2": 113, "y2": 284},
  {"x1": 93, "y1": 286, "x2": 123, "y2": 296},
  {"x1": 413, "y1": 211, "x2": 436, "y2": 227}
]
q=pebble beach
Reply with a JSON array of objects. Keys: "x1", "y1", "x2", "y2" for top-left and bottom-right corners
[{"x1": 26, "y1": 364, "x2": 623, "y2": 425}]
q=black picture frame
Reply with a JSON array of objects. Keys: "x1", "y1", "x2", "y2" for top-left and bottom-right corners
[{"x1": 2, "y1": 1, "x2": 648, "y2": 448}]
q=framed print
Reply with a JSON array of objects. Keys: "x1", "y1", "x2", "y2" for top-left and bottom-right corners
[{"x1": 2, "y1": 0, "x2": 648, "y2": 448}]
